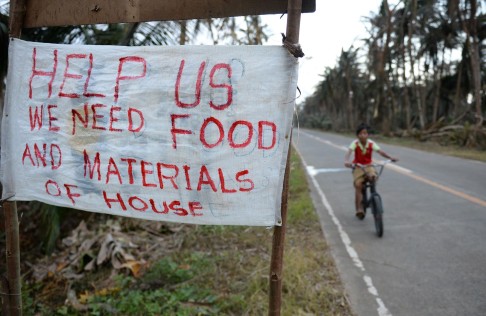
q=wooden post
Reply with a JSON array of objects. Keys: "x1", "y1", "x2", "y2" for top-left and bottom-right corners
[
  {"x1": 268, "y1": 0, "x2": 302, "y2": 315},
  {"x1": 3, "y1": 202, "x2": 22, "y2": 315},
  {"x1": 3, "y1": 0, "x2": 27, "y2": 314}
]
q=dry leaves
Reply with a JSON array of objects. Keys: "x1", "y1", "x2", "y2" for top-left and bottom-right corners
[{"x1": 30, "y1": 219, "x2": 181, "y2": 281}]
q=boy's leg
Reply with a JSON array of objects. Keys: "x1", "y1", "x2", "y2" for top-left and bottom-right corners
[
  {"x1": 354, "y1": 181, "x2": 365, "y2": 219},
  {"x1": 364, "y1": 166, "x2": 377, "y2": 182},
  {"x1": 352, "y1": 168, "x2": 365, "y2": 218}
]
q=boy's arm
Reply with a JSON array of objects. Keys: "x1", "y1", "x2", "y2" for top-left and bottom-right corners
[
  {"x1": 377, "y1": 149, "x2": 399, "y2": 162},
  {"x1": 344, "y1": 149, "x2": 353, "y2": 168}
]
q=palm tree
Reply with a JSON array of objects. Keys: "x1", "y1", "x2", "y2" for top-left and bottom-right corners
[
  {"x1": 1, "y1": 11, "x2": 8, "y2": 104},
  {"x1": 363, "y1": 0, "x2": 395, "y2": 134},
  {"x1": 447, "y1": 0, "x2": 483, "y2": 128}
]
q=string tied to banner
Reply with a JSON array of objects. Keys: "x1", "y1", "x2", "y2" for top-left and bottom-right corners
[
  {"x1": 281, "y1": 33, "x2": 304, "y2": 58},
  {"x1": 0, "y1": 195, "x2": 16, "y2": 205}
]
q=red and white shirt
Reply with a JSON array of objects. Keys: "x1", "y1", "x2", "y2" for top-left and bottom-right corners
[{"x1": 348, "y1": 139, "x2": 380, "y2": 165}]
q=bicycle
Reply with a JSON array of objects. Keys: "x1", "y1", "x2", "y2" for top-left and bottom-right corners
[{"x1": 352, "y1": 160, "x2": 393, "y2": 237}]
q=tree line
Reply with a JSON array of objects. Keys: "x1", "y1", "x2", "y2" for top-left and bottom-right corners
[{"x1": 298, "y1": 0, "x2": 485, "y2": 148}]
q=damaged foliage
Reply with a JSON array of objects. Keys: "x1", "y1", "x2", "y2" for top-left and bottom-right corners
[{"x1": 28, "y1": 218, "x2": 185, "y2": 284}]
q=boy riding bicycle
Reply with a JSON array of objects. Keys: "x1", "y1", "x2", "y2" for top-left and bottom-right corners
[{"x1": 344, "y1": 123, "x2": 398, "y2": 219}]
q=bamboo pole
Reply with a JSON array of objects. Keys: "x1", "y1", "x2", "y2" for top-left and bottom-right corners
[
  {"x1": 2, "y1": 0, "x2": 27, "y2": 314},
  {"x1": 268, "y1": 0, "x2": 302, "y2": 314}
]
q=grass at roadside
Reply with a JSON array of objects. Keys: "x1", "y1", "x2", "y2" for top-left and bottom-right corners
[{"x1": 22, "y1": 149, "x2": 353, "y2": 315}]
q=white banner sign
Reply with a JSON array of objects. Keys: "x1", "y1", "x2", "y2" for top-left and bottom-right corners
[{"x1": 1, "y1": 39, "x2": 298, "y2": 226}]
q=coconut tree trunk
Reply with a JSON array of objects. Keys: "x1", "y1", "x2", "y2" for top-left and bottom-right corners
[
  {"x1": 407, "y1": 0, "x2": 425, "y2": 129},
  {"x1": 377, "y1": 0, "x2": 393, "y2": 134},
  {"x1": 119, "y1": 23, "x2": 140, "y2": 46},
  {"x1": 466, "y1": 0, "x2": 482, "y2": 127},
  {"x1": 400, "y1": 37, "x2": 412, "y2": 131},
  {"x1": 345, "y1": 66, "x2": 354, "y2": 129},
  {"x1": 179, "y1": 20, "x2": 187, "y2": 45},
  {"x1": 432, "y1": 46, "x2": 446, "y2": 124},
  {"x1": 453, "y1": 61, "x2": 463, "y2": 118},
  {"x1": 454, "y1": 0, "x2": 482, "y2": 127}
]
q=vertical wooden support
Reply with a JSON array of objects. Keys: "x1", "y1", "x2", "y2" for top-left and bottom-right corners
[
  {"x1": 9, "y1": 0, "x2": 26, "y2": 37},
  {"x1": 284, "y1": 0, "x2": 302, "y2": 45},
  {"x1": 268, "y1": 139, "x2": 291, "y2": 315},
  {"x1": 3, "y1": 202, "x2": 21, "y2": 315},
  {"x1": 268, "y1": 0, "x2": 302, "y2": 315},
  {"x1": 3, "y1": 0, "x2": 26, "y2": 314}
]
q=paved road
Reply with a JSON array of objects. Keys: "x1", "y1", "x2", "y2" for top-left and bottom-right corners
[{"x1": 293, "y1": 128, "x2": 486, "y2": 316}]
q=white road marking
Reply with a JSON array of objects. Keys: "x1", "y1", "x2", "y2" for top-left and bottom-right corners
[
  {"x1": 294, "y1": 145, "x2": 392, "y2": 316},
  {"x1": 306, "y1": 166, "x2": 349, "y2": 176}
]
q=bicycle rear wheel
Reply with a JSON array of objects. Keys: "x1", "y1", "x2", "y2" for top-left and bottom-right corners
[{"x1": 371, "y1": 194, "x2": 384, "y2": 237}]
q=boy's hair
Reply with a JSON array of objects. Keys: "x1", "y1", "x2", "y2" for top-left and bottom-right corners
[{"x1": 356, "y1": 123, "x2": 370, "y2": 135}]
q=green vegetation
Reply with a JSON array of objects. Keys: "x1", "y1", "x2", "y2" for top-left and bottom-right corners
[{"x1": 15, "y1": 149, "x2": 352, "y2": 315}]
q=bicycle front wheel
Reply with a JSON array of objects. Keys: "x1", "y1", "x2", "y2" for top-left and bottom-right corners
[{"x1": 371, "y1": 194, "x2": 384, "y2": 237}]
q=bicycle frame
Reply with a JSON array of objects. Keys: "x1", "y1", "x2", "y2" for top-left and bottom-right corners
[
  {"x1": 362, "y1": 179, "x2": 376, "y2": 211},
  {"x1": 353, "y1": 160, "x2": 392, "y2": 210},
  {"x1": 352, "y1": 160, "x2": 392, "y2": 237}
]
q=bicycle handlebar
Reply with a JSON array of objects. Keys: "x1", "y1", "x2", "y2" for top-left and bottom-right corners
[
  {"x1": 351, "y1": 160, "x2": 395, "y2": 178},
  {"x1": 353, "y1": 159, "x2": 393, "y2": 169}
]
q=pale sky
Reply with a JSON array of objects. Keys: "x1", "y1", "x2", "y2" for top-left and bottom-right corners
[{"x1": 262, "y1": 1, "x2": 383, "y2": 101}]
